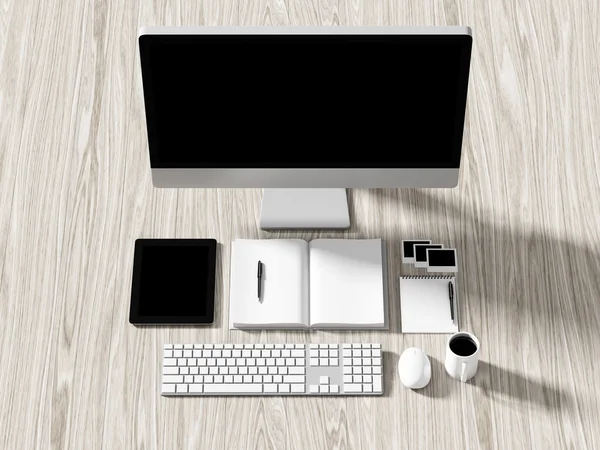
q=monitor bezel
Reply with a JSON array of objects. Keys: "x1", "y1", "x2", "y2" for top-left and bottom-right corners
[{"x1": 139, "y1": 26, "x2": 472, "y2": 171}]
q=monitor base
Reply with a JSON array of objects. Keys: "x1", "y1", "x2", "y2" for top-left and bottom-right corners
[{"x1": 260, "y1": 189, "x2": 350, "y2": 230}]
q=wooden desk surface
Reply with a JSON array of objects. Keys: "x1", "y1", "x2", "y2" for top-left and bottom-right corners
[{"x1": 1, "y1": 1, "x2": 599, "y2": 449}]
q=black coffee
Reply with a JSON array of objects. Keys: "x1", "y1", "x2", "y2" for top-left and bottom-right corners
[{"x1": 450, "y1": 336, "x2": 477, "y2": 357}]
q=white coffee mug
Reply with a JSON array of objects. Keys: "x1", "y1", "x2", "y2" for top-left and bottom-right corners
[{"x1": 444, "y1": 332, "x2": 480, "y2": 382}]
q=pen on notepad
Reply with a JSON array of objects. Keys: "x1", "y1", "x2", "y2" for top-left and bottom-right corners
[
  {"x1": 448, "y1": 281, "x2": 454, "y2": 322},
  {"x1": 257, "y1": 261, "x2": 263, "y2": 301}
]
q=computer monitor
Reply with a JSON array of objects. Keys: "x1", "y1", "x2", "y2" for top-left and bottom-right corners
[{"x1": 138, "y1": 26, "x2": 472, "y2": 229}]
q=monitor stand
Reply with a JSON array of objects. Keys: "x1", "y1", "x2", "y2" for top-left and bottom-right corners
[{"x1": 260, "y1": 188, "x2": 350, "y2": 230}]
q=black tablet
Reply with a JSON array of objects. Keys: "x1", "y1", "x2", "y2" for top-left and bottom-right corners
[{"x1": 129, "y1": 239, "x2": 217, "y2": 324}]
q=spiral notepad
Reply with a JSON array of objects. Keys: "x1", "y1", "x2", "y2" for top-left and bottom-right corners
[{"x1": 399, "y1": 276, "x2": 458, "y2": 333}]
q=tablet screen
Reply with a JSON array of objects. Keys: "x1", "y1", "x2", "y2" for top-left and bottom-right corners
[{"x1": 130, "y1": 239, "x2": 216, "y2": 324}]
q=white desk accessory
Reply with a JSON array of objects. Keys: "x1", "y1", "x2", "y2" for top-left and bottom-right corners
[
  {"x1": 398, "y1": 347, "x2": 431, "y2": 389},
  {"x1": 399, "y1": 276, "x2": 458, "y2": 333},
  {"x1": 162, "y1": 343, "x2": 383, "y2": 396},
  {"x1": 444, "y1": 332, "x2": 480, "y2": 382}
]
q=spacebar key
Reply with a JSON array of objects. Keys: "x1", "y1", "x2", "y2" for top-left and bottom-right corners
[{"x1": 204, "y1": 384, "x2": 263, "y2": 394}]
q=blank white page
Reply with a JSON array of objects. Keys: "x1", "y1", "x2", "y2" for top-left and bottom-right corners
[
  {"x1": 229, "y1": 239, "x2": 309, "y2": 329},
  {"x1": 399, "y1": 276, "x2": 458, "y2": 333},
  {"x1": 309, "y1": 239, "x2": 385, "y2": 328}
]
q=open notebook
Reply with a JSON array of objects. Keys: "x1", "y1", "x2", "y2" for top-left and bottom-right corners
[{"x1": 229, "y1": 239, "x2": 387, "y2": 329}]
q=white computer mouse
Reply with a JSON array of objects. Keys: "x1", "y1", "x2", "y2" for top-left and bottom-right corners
[{"x1": 398, "y1": 347, "x2": 431, "y2": 389}]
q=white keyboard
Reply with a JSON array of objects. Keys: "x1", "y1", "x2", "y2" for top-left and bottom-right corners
[{"x1": 162, "y1": 343, "x2": 384, "y2": 396}]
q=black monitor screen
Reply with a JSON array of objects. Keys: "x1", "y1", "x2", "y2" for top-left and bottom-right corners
[{"x1": 139, "y1": 34, "x2": 472, "y2": 168}]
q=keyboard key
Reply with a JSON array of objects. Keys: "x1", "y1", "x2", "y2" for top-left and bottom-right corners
[
  {"x1": 353, "y1": 367, "x2": 362, "y2": 374},
  {"x1": 310, "y1": 358, "x2": 319, "y2": 366},
  {"x1": 279, "y1": 384, "x2": 290, "y2": 393},
  {"x1": 180, "y1": 367, "x2": 189, "y2": 375},
  {"x1": 232, "y1": 350, "x2": 241, "y2": 358},
  {"x1": 242, "y1": 350, "x2": 251, "y2": 357},
  {"x1": 252, "y1": 350, "x2": 260, "y2": 358},
  {"x1": 217, "y1": 359, "x2": 226, "y2": 366},
  {"x1": 204, "y1": 384, "x2": 263, "y2": 394},
  {"x1": 223, "y1": 350, "x2": 232, "y2": 358},
  {"x1": 204, "y1": 375, "x2": 214, "y2": 383},
  {"x1": 319, "y1": 350, "x2": 329, "y2": 357},
  {"x1": 362, "y1": 349, "x2": 371, "y2": 357},
  {"x1": 280, "y1": 350, "x2": 289, "y2": 357},
  {"x1": 163, "y1": 375, "x2": 183, "y2": 384},
  {"x1": 255, "y1": 344, "x2": 264, "y2": 349},
  {"x1": 202, "y1": 350, "x2": 211, "y2": 358},
  {"x1": 320, "y1": 359, "x2": 329, "y2": 366},
  {"x1": 343, "y1": 349, "x2": 352, "y2": 357},
  {"x1": 173, "y1": 345, "x2": 183, "y2": 350},
  {"x1": 373, "y1": 375, "x2": 383, "y2": 393},
  {"x1": 372, "y1": 344, "x2": 381, "y2": 349},
  {"x1": 227, "y1": 359, "x2": 236, "y2": 366},
  {"x1": 319, "y1": 344, "x2": 328, "y2": 349},
  {"x1": 234, "y1": 375, "x2": 243, "y2": 383},
  {"x1": 207, "y1": 358, "x2": 216, "y2": 366},
  {"x1": 362, "y1": 358, "x2": 372, "y2": 366},
  {"x1": 330, "y1": 350, "x2": 338, "y2": 358},
  {"x1": 264, "y1": 375, "x2": 272, "y2": 383},
  {"x1": 215, "y1": 344, "x2": 224, "y2": 349},
  {"x1": 259, "y1": 367, "x2": 268, "y2": 374},
  {"x1": 352, "y1": 344, "x2": 361, "y2": 349},
  {"x1": 353, "y1": 375, "x2": 362, "y2": 383},
  {"x1": 295, "y1": 358, "x2": 305, "y2": 366},
  {"x1": 247, "y1": 358, "x2": 256, "y2": 366},
  {"x1": 236, "y1": 358, "x2": 245, "y2": 366},
  {"x1": 192, "y1": 350, "x2": 202, "y2": 358},
  {"x1": 164, "y1": 367, "x2": 179, "y2": 375},
  {"x1": 288, "y1": 367, "x2": 305, "y2": 375},
  {"x1": 194, "y1": 375, "x2": 203, "y2": 383},
  {"x1": 268, "y1": 367, "x2": 277, "y2": 374},
  {"x1": 344, "y1": 384, "x2": 362, "y2": 393},
  {"x1": 230, "y1": 367, "x2": 238, "y2": 375},
  {"x1": 173, "y1": 350, "x2": 183, "y2": 358},
  {"x1": 284, "y1": 375, "x2": 305, "y2": 384},
  {"x1": 363, "y1": 384, "x2": 373, "y2": 393},
  {"x1": 310, "y1": 385, "x2": 319, "y2": 393},
  {"x1": 204, "y1": 344, "x2": 214, "y2": 349},
  {"x1": 296, "y1": 344, "x2": 305, "y2": 349},
  {"x1": 164, "y1": 350, "x2": 173, "y2": 358},
  {"x1": 234, "y1": 344, "x2": 244, "y2": 349},
  {"x1": 261, "y1": 350, "x2": 270, "y2": 358},
  {"x1": 183, "y1": 345, "x2": 193, "y2": 350},
  {"x1": 183, "y1": 350, "x2": 192, "y2": 358},
  {"x1": 265, "y1": 344, "x2": 274, "y2": 349},
  {"x1": 253, "y1": 375, "x2": 263, "y2": 383},
  {"x1": 343, "y1": 358, "x2": 352, "y2": 366},
  {"x1": 219, "y1": 367, "x2": 228, "y2": 375},
  {"x1": 286, "y1": 358, "x2": 295, "y2": 366},
  {"x1": 214, "y1": 375, "x2": 223, "y2": 383},
  {"x1": 266, "y1": 359, "x2": 275, "y2": 366},
  {"x1": 278, "y1": 367, "x2": 288, "y2": 375},
  {"x1": 363, "y1": 367, "x2": 372, "y2": 374},
  {"x1": 264, "y1": 384, "x2": 278, "y2": 393},
  {"x1": 291, "y1": 384, "x2": 305, "y2": 393},
  {"x1": 224, "y1": 375, "x2": 233, "y2": 383},
  {"x1": 244, "y1": 344, "x2": 253, "y2": 349},
  {"x1": 343, "y1": 366, "x2": 352, "y2": 374},
  {"x1": 352, "y1": 358, "x2": 361, "y2": 366},
  {"x1": 310, "y1": 350, "x2": 319, "y2": 357},
  {"x1": 209, "y1": 367, "x2": 218, "y2": 375},
  {"x1": 274, "y1": 375, "x2": 283, "y2": 383},
  {"x1": 243, "y1": 375, "x2": 253, "y2": 383},
  {"x1": 224, "y1": 344, "x2": 233, "y2": 349},
  {"x1": 285, "y1": 344, "x2": 295, "y2": 349},
  {"x1": 199, "y1": 367, "x2": 209, "y2": 375},
  {"x1": 319, "y1": 385, "x2": 329, "y2": 393},
  {"x1": 249, "y1": 367, "x2": 258, "y2": 375},
  {"x1": 276, "y1": 358, "x2": 285, "y2": 366},
  {"x1": 330, "y1": 385, "x2": 339, "y2": 393},
  {"x1": 344, "y1": 375, "x2": 353, "y2": 383},
  {"x1": 275, "y1": 344, "x2": 284, "y2": 349},
  {"x1": 193, "y1": 344, "x2": 203, "y2": 350},
  {"x1": 352, "y1": 350, "x2": 361, "y2": 357},
  {"x1": 363, "y1": 375, "x2": 372, "y2": 383},
  {"x1": 320, "y1": 376, "x2": 329, "y2": 384},
  {"x1": 291, "y1": 350, "x2": 304, "y2": 358},
  {"x1": 164, "y1": 344, "x2": 174, "y2": 350},
  {"x1": 329, "y1": 358, "x2": 338, "y2": 366},
  {"x1": 373, "y1": 358, "x2": 382, "y2": 366},
  {"x1": 342, "y1": 344, "x2": 351, "y2": 349},
  {"x1": 373, "y1": 366, "x2": 382, "y2": 374},
  {"x1": 176, "y1": 384, "x2": 188, "y2": 393},
  {"x1": 310, "y1": 344, "x2": 319, "y2": 349}
]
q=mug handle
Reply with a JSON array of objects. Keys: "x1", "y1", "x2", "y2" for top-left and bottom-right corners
[{"x1": 460, "y1": 362, "x2": 467, "y2": 382}]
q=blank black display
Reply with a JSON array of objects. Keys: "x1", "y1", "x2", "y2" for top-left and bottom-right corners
[
  {"x1": 427, "y1": 249, "x2": 456, "y2": 266},
  {"x1": 138, "y1": 246, "x2": 209, "y2": 316},
  {"x1": 140, "y1": 35, "x2": 471, "y2": 168},
  {"x1": 414, "y1": 244, "x2": 443, "y2": 262},
  {"x1": 403, "y1": 240, "x2": 431, "y2": 258}
]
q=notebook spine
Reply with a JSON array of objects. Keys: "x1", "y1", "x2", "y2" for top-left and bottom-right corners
[{"x1": 399, "y1": 275, "x2": 454, "y2": 279}]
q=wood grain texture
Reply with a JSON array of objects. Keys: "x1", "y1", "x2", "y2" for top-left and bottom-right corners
[{"x1": 1, "y1": 0, "x2": 599, "y2": 448}]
